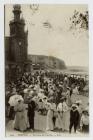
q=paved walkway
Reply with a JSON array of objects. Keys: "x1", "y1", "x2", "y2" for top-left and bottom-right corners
[
  {"x1": 6, "y1": 111, "x2": 88, "y2": 137},
  {"x1": 6, "y1": 94, "x2": 88, "y2": 137}
]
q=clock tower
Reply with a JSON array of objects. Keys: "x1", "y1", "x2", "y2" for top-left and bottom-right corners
[
  {"x1": 9, "y1": 4, "x2": 28, "y2": 64},
  {"x1": 5, "y1": 4, "x2": 32, "y2": 82}
]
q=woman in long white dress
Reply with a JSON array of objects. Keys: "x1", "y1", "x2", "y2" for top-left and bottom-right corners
[
  {"x1": 56, "y1": 101, "x2": 63, "y2": 130},
  {"x1": 62, "y1": 99, "x2": 69, "y2": 131},
  {"x1": 56, "y1": 97, "x2": 69, "y2": 131},
  {"x1": 46, "y1": 98, "x2": 56, "y2": 131},
  {"x1": 14, "y1": 100, "x2": 28, "y2": 132},
  {"x1": 66, "y1": 88, "x2": 72, "y2": 107}
]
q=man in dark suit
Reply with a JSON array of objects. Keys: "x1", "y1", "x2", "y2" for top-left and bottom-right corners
[
  {"x1": 69, "y1": 104, "x2": 80, "y2": 133},
  {"x1": 28, "y1": 99, "x2": 36, "y2": 131}
]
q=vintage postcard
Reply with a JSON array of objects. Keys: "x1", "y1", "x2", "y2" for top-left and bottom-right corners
[{"x1": 4, "y1": 3, "x2": 89, "y2": 137}]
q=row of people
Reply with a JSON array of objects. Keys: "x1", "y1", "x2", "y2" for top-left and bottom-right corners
[{"x1": 11, "y1": 95, "x2": 89, "y2": 133}]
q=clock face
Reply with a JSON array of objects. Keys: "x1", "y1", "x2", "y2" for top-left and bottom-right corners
[{"x1": 19, "y1": 41, "x2": 22, "y2": 46}]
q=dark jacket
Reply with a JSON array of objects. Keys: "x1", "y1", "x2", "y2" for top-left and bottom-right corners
[
  {"x1": 70, "y1": 109, "x2": 80, "y2": 124},
  {"x1": 28, "y1": 100, "x2": 36, "y2": 117}
]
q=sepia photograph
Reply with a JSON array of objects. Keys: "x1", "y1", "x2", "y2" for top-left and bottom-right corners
[{"x1": 5, "y1": 4, "x2": 89, "y2": 137}]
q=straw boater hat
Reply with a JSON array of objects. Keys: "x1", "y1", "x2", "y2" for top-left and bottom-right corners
[
  {"x1": 67, "y1": 87, "x2": 70, "y2": 90},
  {"x1": 72, "y1": 104, "x2": 77, "y2": 107},
  {"x1": 82, "y1": 109, "x2": 88, "y2": 114},
  {"x1": 71, "y1": 104, "x2": 77, "y2": 109}
]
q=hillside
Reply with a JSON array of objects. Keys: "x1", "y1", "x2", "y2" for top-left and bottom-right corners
[{"x1": 28, "y1": 54, "x2": 66, "y2": 70}]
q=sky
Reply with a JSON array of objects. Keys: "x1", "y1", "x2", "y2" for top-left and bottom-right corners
[{"x1": 5, "y1": 4, "x2": 88, "y2": 67}]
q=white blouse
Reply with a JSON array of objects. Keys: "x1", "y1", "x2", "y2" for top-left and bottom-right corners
[{"x1": 57, "y1": 102, "x2": 68, "y2": 112}]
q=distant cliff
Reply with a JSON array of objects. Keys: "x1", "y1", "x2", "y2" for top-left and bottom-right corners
[{"x1": 28, "y1": 54, "x2": 66, "y2": 70}]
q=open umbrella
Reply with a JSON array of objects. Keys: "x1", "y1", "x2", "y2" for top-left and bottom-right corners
[{"x1": 8, "y1": 94, "x2": 24, "y2": 106}]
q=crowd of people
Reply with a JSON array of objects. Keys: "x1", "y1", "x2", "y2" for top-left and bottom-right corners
[{"x1": 5, "y1": 70, "x2": 89, "y2": 134}]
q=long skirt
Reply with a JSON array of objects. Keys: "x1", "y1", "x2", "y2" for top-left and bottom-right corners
[
  {"x1": 46, "y1": 110, "x2": 54, "y2": 131},
  {"x1": 9, "y1": 106, "x2": 15, "y2": 120},
  {"x1": 24, "y1": 109, "x2": 30, "y2": 128},
  {"x1": 14, "y1": 111, "x2": 27, "y2": 131},
  {"x1": 56, "y1": 112, "x2": 63, "y2": 129},
  {"x1": 62, "y1": 111, "x2": 70, "y2": 131}
]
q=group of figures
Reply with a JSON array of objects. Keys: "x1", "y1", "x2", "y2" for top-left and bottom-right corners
[{"x1": 5, "y1": 70, "x2": 89, "y2": 134}]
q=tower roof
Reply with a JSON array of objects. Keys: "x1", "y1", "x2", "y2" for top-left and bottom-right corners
[
  {"x1": 13, "y1": 4, "x2": 21, "y2": 11},
  {"x1": 13, "y1": 4, "x2": 21, "y2": 13}
]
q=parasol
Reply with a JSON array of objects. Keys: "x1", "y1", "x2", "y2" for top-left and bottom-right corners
[{"x1": 8, "y1": 94, "x2": 24, "y2": 106}]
